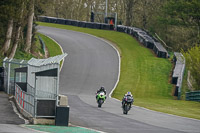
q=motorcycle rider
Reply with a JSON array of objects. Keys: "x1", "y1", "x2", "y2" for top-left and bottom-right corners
[
  {"x1": 122, "y1": 91, "x2": 134, "y2": 108},
  {"x1": 96, "y1": 86, "x2": 107, "y2": 99},
  {"x1": 97, "y1": 86, "x2": 106, "y2": 95}
]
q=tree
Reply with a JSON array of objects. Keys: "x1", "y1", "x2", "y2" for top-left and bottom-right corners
[
  {"x1": 1, "y1": 19, "x2": 13, "y2": 56},
  {"x1": 25, "y1": 0, "x2": 34, "y2": 53},
  {"x1": 9, "y1": 0, "x2": 26, "y2": 58},
  {"x1": 124, "y1": 0, "x2": 135, "y2": 26},
  {"x1": 160, "y1": 0, "x2": 200, "y2": 45},
  {"x1": 0, "y1": 0, "x2": 16, "y2": 56},
  {"x1": 182, "y1": 45, "x2": 200, "y2": 90}
]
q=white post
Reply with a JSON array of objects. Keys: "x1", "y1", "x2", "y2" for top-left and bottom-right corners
[
  {"x1": 7, "y1": 59, "x2": 12, "y2": 94},
  {"x1": 34, "y1": 75, "x2": 37, "y2": 117},
  {"x1": 3, "y1": 57, "x2": 7, "y2": 91},
  {"x1": 19, "y1": 60, "x2": 24, "y2": 82},
  {"x1": 56, "y1": 65, "x2": 60, "y2": 106},
  {"x1": 3, "y1": 57, "x2": 7, "y2": 68},
  {"x1": 105, "y1": 0, "x2": 108, "y2": 17},
  {"x1": 115, "y1": 12, "x2": 117, "y2": 29}
]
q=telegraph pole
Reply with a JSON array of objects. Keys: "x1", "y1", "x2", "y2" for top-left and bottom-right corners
[{"x1": 105, "y1": 0, "x2": 108, "y2": 17}]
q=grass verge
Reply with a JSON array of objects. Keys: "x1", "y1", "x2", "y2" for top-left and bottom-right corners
[
  {"x1": 37, "y1": 33, "x2": 62, "y2": 57},
  {"x1": 37, "y1": 22, "x2": 200, "y2": 120}
]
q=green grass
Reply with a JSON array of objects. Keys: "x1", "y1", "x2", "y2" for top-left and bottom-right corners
[
  {"x1": 33, "y1": 33, "x2": 45, "y2": 57},
  {"x1": 37, "y1": 22, "x2": 200, "y2": 120},
  {"x1": 37, "y1": 33, "x2": 62, "y2": 57},
  {"x1": 136, "y1": 98, "x2": 200, "y2": 119}
]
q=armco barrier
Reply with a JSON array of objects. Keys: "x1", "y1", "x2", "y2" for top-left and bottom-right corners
[
  {"x1": 186, "y1": 91, "x2": 200, "y2": 102},
  {"x1": 38, "y1": 35, "x2": 45, "y2": 53},
  {"x1": 172, "y1": 52, "x2": 185, "y2": 99}
]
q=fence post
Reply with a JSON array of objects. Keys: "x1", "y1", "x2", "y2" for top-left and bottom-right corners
[
  {"x1": 34, "y1": 76, "x2": 37, "y2": 117},
  {"x1": 7, "y1": 59, "x2": 12, "y2": 94},
  {"x1": 56, "y1": 65, "x2": 59, "y2": 106},
  {"x1": 19, "y1": 60, "x2": 24, "y2": 82}
]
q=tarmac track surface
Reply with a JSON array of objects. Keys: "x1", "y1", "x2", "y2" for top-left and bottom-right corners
[
  {"x1": 0, "y1": 92, "x2": 42, "y2": 133},
  {"x1": 38, "y1": 26, "x2": 200, "y2": 133}
]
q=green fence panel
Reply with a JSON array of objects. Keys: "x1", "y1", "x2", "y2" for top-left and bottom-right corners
[{"x1": 186, "y1": 91, "x2": 200, "y2": 102}]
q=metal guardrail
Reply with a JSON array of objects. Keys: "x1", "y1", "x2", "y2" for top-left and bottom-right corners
[
  {"x1": 38, "y1": 35, "x2": 46, "y2": 53},
  {"x1": 172, "y1": 52, "x2": 185, "y2": 99},
  {"x1": 186, "y1": 91, "x2": 200, "y2": 102}
]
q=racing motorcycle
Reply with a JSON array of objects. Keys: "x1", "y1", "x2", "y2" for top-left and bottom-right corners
[
  {"x1": 122, "y1": 96, "x2": 133, "y2": 114},
  {"x1": 96, "y1": 91, "x2": 106, "y2": 108}
]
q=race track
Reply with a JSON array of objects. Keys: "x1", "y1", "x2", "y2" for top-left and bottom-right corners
[{"x1": 38, "y1": 26, "x2": 200, "y2": 133}]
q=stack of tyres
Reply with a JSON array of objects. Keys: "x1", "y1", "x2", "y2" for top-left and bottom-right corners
[
  {"x1": 110, "y1": 25, "x2": 114, "y2": 30},
  {"x1": 101, "y1": 24, "x2": 110, "y2": 30},
  {"x1": 144, "y1": 36, "x2": 155, "y2": 49},
  {"x1": 93, "y1": 23, "x2": 101, "y2": 29},
  {"x1": 85, "y1": 22, "x2": 94, "y2": 29},
  {"x1": 79, "y1": 21, "x2": 86, "y2": 27},
  {"x1": 135, "y1": 31, "x2": 147, "y2": 40},
  {"x1": 65, "y1": 19, "x2": 72, "y2": 25},
  {"x1": 38, "y1": 16, "x2": 46, "y2": 22},
  {"x1": 47, "y1": 17, "x2": 57, "y2": 23},
  {"x1": 70, "y1": 20, "x2": 76, "y2": 26},
  {"x1": 138, "y1": 35, "x2": 155, "y2": 49},
  {"x1": 56, "y1": 18, "x2": 66, "y2": 25},
  {"x1": 71, "y1": 20, "x2": 79, "y2": 26},
  {"x1": 132, "y1": 28, "x2": 142, "y2": 38},
  {"x1": 127, "y1": 27, "x2": 131, "y2": 34},
  {"x1": 117, "y1": 25, "x2": 124, "y2": 32},
  {"x1": 77, "y1": 21, "x2": 82, "y2": 27},
  {"x1": 153, "y1": 42, "x2": 168, "y2": 58}
]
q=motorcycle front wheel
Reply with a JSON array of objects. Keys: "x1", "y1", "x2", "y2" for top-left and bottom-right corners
[
  {"x1": 123, "y1": 104, "x2": 128, "y2": 114},
  {"x1": 98, "y1": 99, "x2": 103, "y2": 108}
]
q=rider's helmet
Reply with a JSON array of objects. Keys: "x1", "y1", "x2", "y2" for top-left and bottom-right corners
[
  {"x1": 127, "y1": 91, "x2": 132, "y2": 96},
  {"x1": 100, "y1": 86, "x2": 105, "y2": 91}
]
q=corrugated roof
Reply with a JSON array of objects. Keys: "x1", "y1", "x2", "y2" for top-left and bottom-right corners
[
  {"x1": 3, "y1": 57, "x2": 28, "y2": 65},
  {"x1": 28, "y1": 53, "x2": 67, "y2": 66}
]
